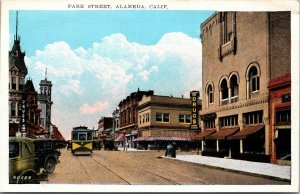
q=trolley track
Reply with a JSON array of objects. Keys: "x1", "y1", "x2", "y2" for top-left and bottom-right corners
[
  {"x1": 75, "y1": 155, "x2": 94, "y2": 184},
  {"x1": 90, "y1": 152, "x2": 205, "y2": 185}
]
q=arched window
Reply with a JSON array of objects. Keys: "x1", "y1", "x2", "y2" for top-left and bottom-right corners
[
  {"x1": 220, "y1": 79, "x2": 229, "y2": 100},
  {"x1": 246, "y1": 63, "x2": 261, "y2": 99},
  {"x1": 249, "y1": 66, "x2": 260, "y2": 92},
  {"x1": 230, "y1": 74, "x2": 239, "y2": 103},
  {"x1": 207, "y1": 84, "x2": 214, "y2": 104}
]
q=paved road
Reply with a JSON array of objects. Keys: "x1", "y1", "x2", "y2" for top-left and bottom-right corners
[{"x1": 46, "y1": 149, "x2": 289, "y2": 185}]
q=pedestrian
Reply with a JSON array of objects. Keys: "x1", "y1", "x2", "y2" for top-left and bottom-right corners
[
  {"x1": 125, "y1": 142, "x2": 129, "y2": 151},
  {"x1": 165, "y1": 143, "x2": 173, "y2": 157}
]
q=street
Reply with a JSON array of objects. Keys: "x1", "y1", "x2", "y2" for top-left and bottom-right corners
[{"x1": 46, "y1": 149, "x2": 289, "y2": 185}]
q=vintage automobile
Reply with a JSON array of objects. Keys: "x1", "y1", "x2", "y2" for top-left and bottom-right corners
[
  {"x1": 9, "y1": 137, "x2": 65, "y2": 184},
  {"x1": 33, "y1": 139, "x2": 65, "y2": 173},
  {"x1": 9, "y1": 137, "x2": 43, "y2": 184}
]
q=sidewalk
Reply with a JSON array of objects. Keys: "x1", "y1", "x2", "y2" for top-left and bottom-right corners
[{"x1": 166, "y1": 154, "x2": 291, "y2": 181}]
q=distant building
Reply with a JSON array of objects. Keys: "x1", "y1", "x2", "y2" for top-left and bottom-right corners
[
  {"x1": 118, "y1": 89, "x2": 154, "y2": 148},
  {"x1": 112, "y1": 108, "x2": 120, "y2": 139},
  {"x1": 136, "y1": 95, "x2": 201, "y2": 149},
  {"x1": 37, "y1": 72, "x2": 53, "y2": 138},
  {"x1": 97, "y1": 117, "x2": 113, "y2": 139},
  {"x1": 24, "y1": 79, "x2": 44, "y2": 138},
  {"x1": 199, "y1": 12, "x2": 290, "y2": 161},
  {"x1": 51, "y1": 125, "x2": 65, "y2": 140}
]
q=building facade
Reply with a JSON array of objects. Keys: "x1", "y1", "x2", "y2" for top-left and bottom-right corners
[
  {"x1": 97, "y1": 117, "x2": 113, "y2": 139},
  {"x1": 136, "y1": 95, "x2": 201, "y2": 149},
  {"x1": 112, "y1": 108, "x2": 120, "y2": 139},
  {"x1": 268, "y1": 74, "x2": 291, "y2": 164},
  {"x1": 37, "y1": 75, "x2": 53, "y2": 138},
  {"x1": 138, "y1": 95, "x2": 201, "y2": 136},
  {"x1": 9, "y1": 15, "x2": 28, "y2": 137},
  {"x1": 199, "y1": 12, "x2": 290, "y2": 161},
  {"x1": 118, "y1": 89, "x2": 154, "y2": 148},
  {"x1": 51, "y1": 125, "x2": 65, "y2": 140}
]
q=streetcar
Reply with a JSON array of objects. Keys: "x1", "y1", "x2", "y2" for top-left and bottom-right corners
[{"x1": 71, "y1": 126, "x2": 93, "y2": 155}]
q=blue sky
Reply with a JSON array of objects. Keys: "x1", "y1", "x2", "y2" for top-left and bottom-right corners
[{"x1": 9, "y1": 10, "x2": 214, "y2": 139}]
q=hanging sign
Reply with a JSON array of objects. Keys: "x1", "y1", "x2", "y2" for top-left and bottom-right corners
[{"x1": 190, "y1": 91, "x2": 199, "y2": 130}]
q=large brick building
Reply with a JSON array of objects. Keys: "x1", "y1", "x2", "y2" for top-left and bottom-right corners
[
  {"x1": 118, "y1": 89, "x2": 154, "y2": 147},
  {"x1": 199, "y1": 12, "x2": 290, "y2": 161}
]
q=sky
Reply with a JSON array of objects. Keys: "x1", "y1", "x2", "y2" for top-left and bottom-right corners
[{"x1": 9, "y1": 10, "x2": 214, "y2": 139}]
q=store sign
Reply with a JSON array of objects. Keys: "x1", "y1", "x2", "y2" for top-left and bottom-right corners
[
  {"x1": 20, "y1": 95, "x2": 27, "y2": 136},
  {"x1": 190, "y1": 91, "x2": 200, "y2": 130}
]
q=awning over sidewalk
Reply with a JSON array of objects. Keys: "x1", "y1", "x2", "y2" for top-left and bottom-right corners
[
  {"x1": 227, "y1": 125, "x2": 264, "y2": 140},
  {"x1": 133, "y1": 136, "x2": 149, "y2": 141},
  {"x1": 206, "y1": 127, "x2": 239, "y2": 140},
  {"x1": 191, "y1": 128, "x2": 217, "y2": 140},
  {"x1": 133, "y1": 136, "x2": 191, "y2": 142},
  {"x1": 115, "y1": 134, "x2": 125, "y2": 142}
]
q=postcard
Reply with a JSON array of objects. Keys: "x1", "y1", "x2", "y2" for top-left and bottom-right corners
[{"x1": 0, "y1": 0, "x2": 299, "y2": 192}]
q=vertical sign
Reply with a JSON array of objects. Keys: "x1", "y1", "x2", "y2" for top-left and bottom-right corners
[
  {"x1": 190, "y1": 91, "x2": 199, "y2": 130},
  {"x1": 20, "y1": 94, "x2": 27, "y2": 137}
]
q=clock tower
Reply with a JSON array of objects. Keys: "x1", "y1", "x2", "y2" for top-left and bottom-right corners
[{"x1": 37, "y1": 69, "x2": 53, "y2": 138}]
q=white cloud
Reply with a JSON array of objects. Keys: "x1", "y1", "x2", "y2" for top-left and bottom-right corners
[
  {"x1": 59, "y1": 79, "x2": 82, "y2": 95},
  {"x1": 25, "y1": 32, "x2": 202, "y2": 139},
  {"x1": 79, "y1": 101, "x2": 109, "y2": 115}
]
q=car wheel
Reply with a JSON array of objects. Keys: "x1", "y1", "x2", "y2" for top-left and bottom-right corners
[{"x1": 45, "y1": 158, "x2": 56, "y2": 174}]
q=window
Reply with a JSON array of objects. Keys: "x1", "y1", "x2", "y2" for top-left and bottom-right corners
[
  {"x1": 220, "y1": 115, "x2": 238, "y2": 128},
  {"x1": 19, "y1": 77, "x2": 25, "y2": 91},
  {"x1": 163, "y1": 114, "x2": 170, "y2": 122},
  {"x1": 186, "y1": 115, "x2": 191, "y2": 123},
  {"x1": 220, "y1": 78, "x2": 229, "y2": 105},
  {"x1": 249, "y1": 66, "x2": 260, "y2": 92},
  {"x1": 12, "y1": 77, "x2": 17, "y2": 90},
  {"x1": 179, "y1": 115, "x2": 185, "y2": 123},
  {"x1": 244, "y1": 111, "x2": 263, "y2": 125},
  {"x1": 156, "y1": 113, "x2": 170, "y2": 122},
  {"x1": 276, "y1": 110, "x2": 291, "y2": 124},
  {"x1": 207, "y1": 84, "x2": 214, "y2": 104},
  {"x1": 11, "y1": 102, "x2": 16, "y2": 117},
  {"x1": 79, "y1": 133, "x2": 87, "y2": 141},
  {"x1": 179, "y1": 114, "x2": 191, "y2": 123},
  {"x1": 204, "y1": 119, "x2": 215, "y2": 129},
  {"x1": 230, "y1": 74, "x2": 239, "y2": 103},
  {"x1": 9, "y1": 142, "x2": 19, "y2": 158},
  {"x1": 156, "y1": 113, "x2": 162, "y2": 122}
]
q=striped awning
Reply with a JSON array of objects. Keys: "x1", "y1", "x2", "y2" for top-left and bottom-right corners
[
  {"x1": 191, "y1": 128, "x2": 217, "y2": 140},
  {"x1": 114, "y1": 134, "x2": 125, "y2": 142},
  {"x1": 133, "y1": 136, "x2": 191, "y2": 142},
  {"x1": 206, "y1": 127, "x2": 240, "y2": 140},
  {"x1": 132, "y1": 136, "x2": 150, "y2": 141}
]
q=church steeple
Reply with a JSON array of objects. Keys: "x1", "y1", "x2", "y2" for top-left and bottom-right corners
[
  {"x1": 9, "y1": 11, "x2": 27, "y2": 76},
  {"x1": 15, "y1": 11, "x2": 19, "y2": 41}
]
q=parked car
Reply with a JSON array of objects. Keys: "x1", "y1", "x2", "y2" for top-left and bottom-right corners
[
  {"x1": 33, "y1": 139, "x2": 65, "y2": 173},
  {"x1": 9, "y1": 137, "x2": 45, "y2": 184},
  {"x1": 9, "y1": 137, "x2": 65, "y2": 184},
  {"x1": 103, "y1": 139, "x2": 117, "y2": 151}
]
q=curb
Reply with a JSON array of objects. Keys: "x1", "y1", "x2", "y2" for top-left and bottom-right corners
[{"x1": 162, "y1": 156, "x2": 291, "y2": 183}]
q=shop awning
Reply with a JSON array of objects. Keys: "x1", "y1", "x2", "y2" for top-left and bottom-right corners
[
  {"x1": 114, "y1": 134, "x2": 125, "y2": 142},
  {"x1": 132, "y1": 136, "x2": 150, "y2": 141},
  {"x1": 133, "y1": 136, "x2": 191, "y2": 142},
  {"x1": 227, "y1": 124, "x2": 264, "y2": 140},
  {"x1": 191, "y1": 129, "x2": 217, "y2": 140},
  {"x1": 206, "y1": 127, "x2": 239, "y2": 140}
]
